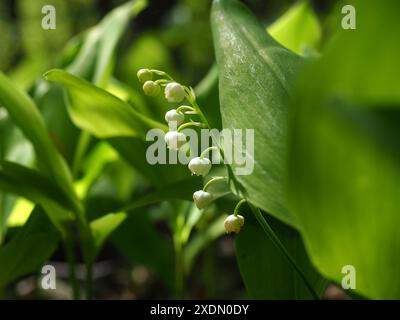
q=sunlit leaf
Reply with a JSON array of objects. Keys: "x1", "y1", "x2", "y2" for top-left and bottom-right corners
[{"x1": 267, "y1": 1, "x2": 321, "y2": 54}]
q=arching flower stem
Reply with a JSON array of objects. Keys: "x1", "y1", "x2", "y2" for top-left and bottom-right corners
[
  {"x1": 203, "y1": 176, "x2": 227, "y2": 192},
  {"x1": 178, "y1": 122, "x2": 207, "y2": 132},
  {"x1": 234, "y1": 199, "x2": 247, "y2": 217}
]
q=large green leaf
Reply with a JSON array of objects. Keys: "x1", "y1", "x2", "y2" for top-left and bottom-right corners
[
  {"x1": 288, "y1": 0, "x2": 400, "y2": 299},
  {"x1": 267, "y1": 1, "x2": 321, "y2": 55},
  {"x1": 0, "y1": 72, "x2": 80, "y2": 217},
  {"x1": 236, "y1": 210, "x2": 327, "y2": 299},
  {"x1": 211, "y1": 0, "x2": 301, "y2": 227},
  {"x1": 0, "y1": 206, "x2": 60, "y2": 288},
  {"x1": 44, "y1": 69, "x2": 167, "y2": 139}
]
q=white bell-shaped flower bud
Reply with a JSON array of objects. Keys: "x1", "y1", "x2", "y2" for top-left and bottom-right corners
[
  {"x1": 193, "y1": 190, "x2": 213, "y2": 209},
  {"x1": 188, "y1": 157, "x2": 211, "y2": 177},
  {"x1": 165, "y1": 109, "x2": 184, "y2": 127},
  {"x1": 165, "y1": 82, "x2": 185, "y2": 103},
  {"x1": 143, "y1": 81, "x2": 161, "y2": 96},
  {"x1": 137, "y1": 69, "x2": 153, "y2": 83},
  {"x1": 164, "y1": 131, "x2": 186, "y2": 150},
  {"x1": 224, "y1": 214, "x2": 245, "y2": 234}
]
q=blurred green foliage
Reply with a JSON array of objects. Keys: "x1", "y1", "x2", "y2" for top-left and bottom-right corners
[{"x1": 1, "y1": 0, "x2": 363, "y2": 301}]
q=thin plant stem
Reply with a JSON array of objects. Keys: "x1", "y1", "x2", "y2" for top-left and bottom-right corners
[
  {"x1": 149, "y1": 69, "x2": 174, "y2": 81},
  {"x1": 200, "y1": 146, "x2": 218, "y2": 159},
  {"x1": 80, "y1": 225, "x2": 94, "y2": 300},
  {"x1": 63, "y1": 234, "x2": 80, "y2": 300},
  {"x1": 203, "y1": 176, "x2": 226, "y2": 191},
  {"x1": 250, "y1": 204, "x2": 320, "y2": 300},
  {"x1": 188, "y1": 95, "x2": 210, "y2": 129},
  {"x1": 178, "y1": 122, "x2": 206, "y2": 132},
  {"x1": 155, "y1": 79, "x2": 170, "y2": 85},
  {"x1": 234, "y1": 199, "x2": 247, "y2": 216},
  {"x1": 176, "y1": 105, "x2": 196, "y2": 113}
]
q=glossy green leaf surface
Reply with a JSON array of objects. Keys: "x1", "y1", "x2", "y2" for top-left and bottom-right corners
[{"x1": 211, "y1": 0, "x2": 301, "y2": 227}]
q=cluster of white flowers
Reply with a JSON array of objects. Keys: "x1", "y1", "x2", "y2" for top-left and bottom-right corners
[{"x1": 138, "y1": 68, "x2": 245, "y2": 234}]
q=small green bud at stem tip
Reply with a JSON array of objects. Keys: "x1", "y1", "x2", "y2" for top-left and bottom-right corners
[
  {"x1": 143, "y1": 81, "x2": 161, "y2": 96},
  {"x1": 137, "y1": 69, "x2": 153, "y2": 83}
]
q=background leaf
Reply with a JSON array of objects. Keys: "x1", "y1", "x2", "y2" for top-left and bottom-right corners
[
  {"x1": 184, "y1": 214, "x2": 225, "y2": 272},
  {"x1": 45, "y1": 69, "x2": 167, "y2": 139},
  {"x1": 0, "y1": 72, "x2": 80, "y2": 217},
  {"x1": 289, "y1": 0, "x2": 400, "y2": 299},
  {"x1": 67, "y1": 0, "x2": 148, "y2": 85},
  {"x1": 195, "y1": 64, "x2": 222, "y2": 130},
  {"x1": 111, "y1": 209, "x2": 175, "y2": 288},
  {"x1": 0, "y1": 115, "x2": 34, "y2": 242},
  {"x1": 235, "y1": 211, "x2": 327, "y2": 299},
  {"x1": 267, "y1": 1, "x2": 321, "y2": 54},
  {"x1": 90, "y1": 212, "x2": 127, "y2": 261},
  {"x1": 0, "y1": 206, "x2": 60, "y2": 288},
  {"x1": 0, "y1": 161, "x2": 74, "y2": 230}
]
